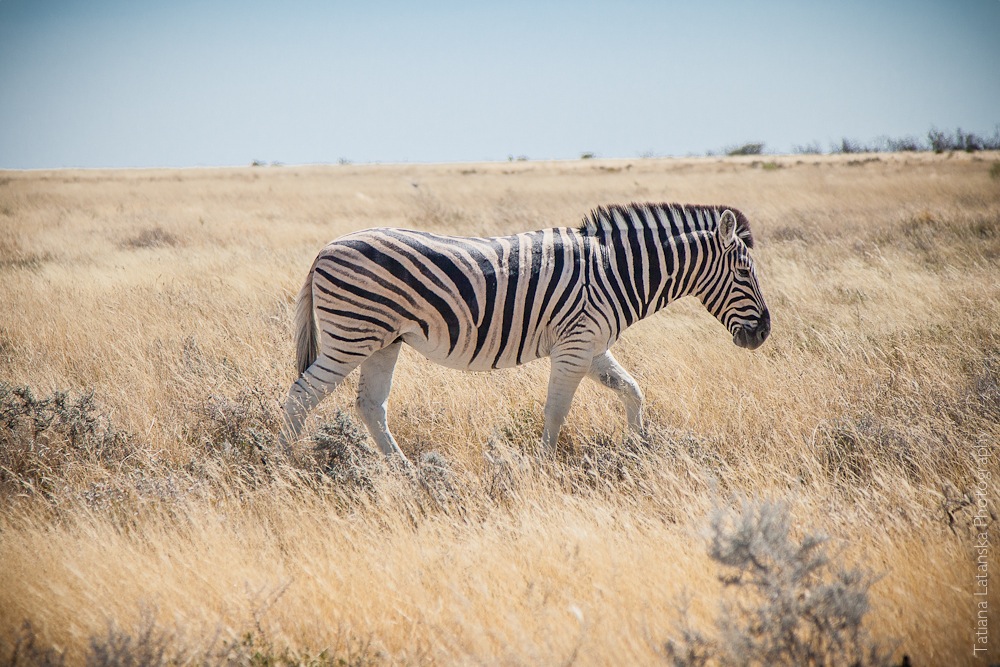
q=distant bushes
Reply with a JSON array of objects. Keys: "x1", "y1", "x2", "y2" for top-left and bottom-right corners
[
  {"x1": 718, "y1": 125, "x2": 1000, "y2": 157},
  {"x1": 726, "y1": 142, "x2": 766, "y2": 156},
  {"x1": 927, "y1": 126, "x2": 1000, "y2": 153},
  {"x1": 820, "y1": 125, "x2": 1000, "y2": 155},
  {"x1": 792, "y1": 141, "x2": 824, "y2": 155}
]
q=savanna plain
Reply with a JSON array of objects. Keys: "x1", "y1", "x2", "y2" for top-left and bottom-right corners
[{"x1": 1, "y1": 153, "x2": 998, "y2": 665}]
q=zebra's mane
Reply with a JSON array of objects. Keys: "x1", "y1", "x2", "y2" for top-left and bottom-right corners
[{"x1": 580, "y1": 202, "x2": 754, "y2": 249}]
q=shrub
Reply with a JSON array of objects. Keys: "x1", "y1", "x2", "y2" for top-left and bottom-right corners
[
  {"x1": 727, "y1": 142, "x2": 765, "y2": 156},
  {"x1": 927, "y1": 126, "x2": 993, "y2": 153},
  {"x1": 415, "y1": 450, "x2": 462, "y2": 511},
  {"x1": 962, "y1": 131, "x2": 984, "y2": 152},
  {"x1": 882, "y1": 135, "x2": 923, "y2": 152},
  {"x1": 312, "y1": 409, "x2": 381, "y2": 493},
  {"x1": 6, "y1": 616, "x2": 384, "y2": 667},
  {"x1": 665, "y1": 499, "x2": 893, "y2": 666},
  {"x1": 6, "y1": 621, "x2": 66, "y2": 667},
  {"x1": 0, "y1": 383, "x2": 132, "y2": 499},
  {"x1": 793, "y1": 142, "x2": 824, "y2": 155},
  {"x1": 214, "y1": 631, "x2": 382, "y2": 667},
  {"x1": 88, "y1": 614, "x2": 170, "y2": 667},
  {"x1": 927, "y1": 127, "x2": 951, "y2": 153},
  {"x1": 195, "y1": 387, "x2": 280, "y2": 467},
  {"x1": 983, "y1": 125, "x2": 1000, "y2": 150},
  {"x1": 835, "y1": 138, "x2": 870, "y2": 154}
]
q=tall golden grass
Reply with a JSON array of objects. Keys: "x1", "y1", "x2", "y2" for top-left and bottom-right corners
[{"x1": 1, "y1": 153, "x2": 998, "y2": 665}]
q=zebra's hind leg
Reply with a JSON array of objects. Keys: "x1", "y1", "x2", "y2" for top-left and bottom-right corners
[
  {"x1": 541, "y1": 345, "x2": 591, "y2": 453},
  {"x1": 355, "y1": 341, "x2": 409, "y2": 463},
  {"x1": 587, "y1": 350, "x2": 645, "y2": 433},
  {"x1": 280, "y1": 354, "x2": 360, "y2": 455}
]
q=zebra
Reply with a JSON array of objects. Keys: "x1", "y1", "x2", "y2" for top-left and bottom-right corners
[{"x1": 280, "y1": 202, "x2": 770, "y2": 461}]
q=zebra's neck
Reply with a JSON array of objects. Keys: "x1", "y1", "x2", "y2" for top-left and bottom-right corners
[{"x1": 581, "y1": 203, "x2": 727, "y2": 339}]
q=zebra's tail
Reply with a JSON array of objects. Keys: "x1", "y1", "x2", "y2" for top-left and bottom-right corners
[{"x1": 294, "y1": 264, "x2": 319, "y2": 377}]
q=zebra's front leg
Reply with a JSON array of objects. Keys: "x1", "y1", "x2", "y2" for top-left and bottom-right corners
[
  {"x1": 587, "y1": 350, "x2": 645, "y2": 433},
  {"x1": 541, "y1": 346, "x2": 591, "y2": 453},
  {"x1": 356, "y1": 341, "x2": 409, "y2": 463}
]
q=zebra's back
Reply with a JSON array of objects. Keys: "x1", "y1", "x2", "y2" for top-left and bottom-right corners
[{"x1": 311, "y1": 226, "x2": 590, "y2": 371}]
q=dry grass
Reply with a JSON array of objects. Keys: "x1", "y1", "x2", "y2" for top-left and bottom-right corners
[{"x1": 0, "y1": 153, "x2": 998, "y2": 665}]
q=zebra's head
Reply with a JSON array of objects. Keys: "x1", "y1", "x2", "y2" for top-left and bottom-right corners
[{"x1": 700, "y1": 209, "x2": 771, "y2": 351}]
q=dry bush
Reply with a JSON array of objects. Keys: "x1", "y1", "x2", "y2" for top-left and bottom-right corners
[
  {"x1": 5, "y1": 614, "x2": 384, "y2": 667},
  {"x1": 211, "y1": 630, "x2": 384, "y2": 667},
  {"x1": 192, "y1": 388, "x2": 280, "y2": 467},
  {"x1": 0, "y1": 384, "x2": 134, "y2": 501},
  {"x1": 665, "y1": 499, "x2": 894, "y2": 667},
  {"x1": 311, "y1": 409, "x2": 382, "y2": 493},
  {"x1": 6, "y1": 622, "x2": 66, "y2": 667},
  {"x1": 87, "y1": 613, "x2": 172, "y2": 667}
]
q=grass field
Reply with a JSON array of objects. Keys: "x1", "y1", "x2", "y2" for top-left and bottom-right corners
[{"x1": 1, "y1": 152, "x2": 998, "y2": 665}]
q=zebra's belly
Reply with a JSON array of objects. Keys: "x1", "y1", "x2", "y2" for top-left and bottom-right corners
[{"x1": 400, "y1": 329, "x2": 552, "y2": 371}]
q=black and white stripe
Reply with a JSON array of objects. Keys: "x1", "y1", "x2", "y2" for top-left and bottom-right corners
[{"x1": 281, "y1": 202, "x2": 770, "y2": 460}]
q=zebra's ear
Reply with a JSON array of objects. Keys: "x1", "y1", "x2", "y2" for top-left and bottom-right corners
[{"x1": 718, "y1": 209, "x2": 738, "y2": 249}]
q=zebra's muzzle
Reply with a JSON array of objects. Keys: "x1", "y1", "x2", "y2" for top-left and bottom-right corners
[{"x1": 734, "y1": 310, "x2": 771, "y2": 350}]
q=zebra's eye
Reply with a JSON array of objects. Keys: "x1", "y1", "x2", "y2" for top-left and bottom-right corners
[{"x1": 736, "y1": 267, "x2": 751, "y2": 279}]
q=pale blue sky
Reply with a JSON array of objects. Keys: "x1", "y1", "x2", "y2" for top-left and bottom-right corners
[{"x1": 1, "y1": 0, "x2": 998, "y2": 168}]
